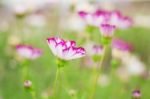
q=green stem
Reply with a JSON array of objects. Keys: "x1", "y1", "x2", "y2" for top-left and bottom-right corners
[
  {"x1": 60, "y1": 68, "x2": 77, "y2": 99},
  {"x1": 89, "y1": 46, "x2": 107, "y2": 99},
  {"x1": 22, "y1": 60, "x2": 37, "y2": 99},
  {"x1": 30, "y1": 90, "x2": 36, "y2": 99},
  {"x1": 53, "y1": 66, "x2": 60, "y2": 98}
]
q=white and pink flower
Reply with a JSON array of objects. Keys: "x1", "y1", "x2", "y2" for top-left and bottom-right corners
[
  {"x1": 78, "y1": 10, "x2": 132, "y2": 29},
  {"x1": 78, "y1": 11, "x2": 88, "y2": 19},
  {"x1": 78, "y1": 10, "x2": 107, "y2": 26},
  {"x1": 111, "y1": 38, "x2": 133, "y2": 60},
  {"x1": 84, "y1": 42, "x2": 103, "y2": 56},
  {"x1": 111, "y1": 38, "x2": 133, "y2": 52},
  {"x1": 16, "y1": 44, "x2": 42, "y2": 60},
  {"x1": 117, "y1": 16, "x2": 132, "y2": 29},
  {"x1": 100, "y1": 24, "x2": 116, "y2": 37},
  {"x1": 92, "y1": 45, "x2": 104, "y2": 56},
  {"x1": 47, "y1": 37, "x2": 85, "y2": 60}
]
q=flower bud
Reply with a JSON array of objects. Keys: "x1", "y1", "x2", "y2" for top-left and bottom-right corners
[{"x1": 24, "y1": 80, "x2": 32, "y2": 88}]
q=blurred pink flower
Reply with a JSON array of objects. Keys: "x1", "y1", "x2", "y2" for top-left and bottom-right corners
[
  {"x1": 92, "y1": 45, "x2": 104, "y2": 56},
  {"x1": 100, "y1": 24, "x2": 116, "y2": 37},
  {"x1": 109, "y1": 10, "x2": 132, "y2": 29},
  {"x1": 118, "y1": 16, "x2": 132, "y2": 29},
  {"x1": 78, "y1": 11, "x2": 88, "y2": 19},
  {"x1": 132, "y1": 90, "x2": 141, "y2": 98},
  {"x1": 78, "y1": 10, "x2": 106, "y2": 26},
  {"x1": 16, "y1": 44, "x2": 42, "y2": 60},
  {"x1": 112, "y1": 38, "x2": 133, "y2": 52},
  {"x1": 84, "y1": 42, "x2": 103, "y2": 56},
  {"x1": 47, "y1": 37, "x2": 85, "y2": 60},
  {"x1": 78, "y1": 10, "x2": 133, "y2": 29}
]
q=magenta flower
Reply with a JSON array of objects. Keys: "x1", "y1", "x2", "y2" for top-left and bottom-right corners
[
  {"x1": 109, "y1": 10, "x2": 122, "y2": 25},
  {"x1": 78, "y1": 10, "x2": 107, "y2": 26},
  {"x1": 132, "y1": 90, "x2": 141, "y2": 98},
  {"x1": 112, "y1": 38, "x2": 133, "y2": 52},
  {"x1": 92, "y1": 45, "x2": 104, "y2": 56},
  {"x1": 100, "y1": 24, "x2": 116, "y2": 37},
  {"x1": 91, "y1": 45, "x2": 104, "y2": 62},
  {"x1": 118, "y1": 16, "x2": 132, "y2": 29},
  {"x1": 78, "y1": 10, "x2": 132, "y2": 29},
  {"x1": 78, "y1": 11, "x2": 93, "y2": 26},
  {"x1": 16, "y1": 44, "x2": 42, "y2": 60},
  {"x1": 110, "y1": 11, "x2": 132, "y2": 29},
  {"x1": 47, "y1": 37, "x2": 86, "y2": 60},
  {"x1": 78, "y1": 11, "x2": 88, "y2": 19},
  {"x1": 94, "y1": 10, "x2": 111, "y2": 22}
]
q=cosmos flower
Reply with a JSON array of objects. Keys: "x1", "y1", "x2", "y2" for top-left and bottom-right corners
[
  {"x1": 100, "y1": 24, "x2": 116, "y2": 38},
  {"x1": 47, "y1": 37, "x2": 85, "y2": 60},
  {"x1": 78, "y1": 11, "x2": 96, "y2": 26},
  {"x1": 111, "y1": 38, "x2": 133, "y2": 52},
  {"x1": 84, "y1": 42, "x2": 103, "y2": 56},
  {"x1": 111, "y1": 38, "x2": 133, "y2": 60},
  {"x1": 92, "y1": 45, "x2": 104, "y2": 56},
  {"x1": 132, "y1": 89, "x2": 141, "y2": 99},
  {"x1": 78, "y1": 10, "x2": 106, "y2": 26},
  {"x1": 117, "y1": 16, "x2": 132, "y2": 29},
  {"x1": 16, "y1": 44, "x2": 42, "y2": 60},
  {"x1": 78, "y1": 10, "x2": 132, "y2": 29},
  {"x1": 82, "y1": 43, "x2": 104, "y2": 68},
  {"x1": 110, "y1": 11, "x2": 132, "y2": 29},
  {"x1": 78, "y1": 11, "x2": 88, "y2": 19}
]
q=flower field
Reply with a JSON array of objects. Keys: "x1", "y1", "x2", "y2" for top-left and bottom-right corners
[{"x1": 0, "y1": 1, "x2": 150, "y2": 99}]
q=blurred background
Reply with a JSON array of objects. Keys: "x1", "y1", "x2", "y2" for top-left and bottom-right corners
[{"x1": 0, "y1": 0, "x2": 150, "y2": 99}]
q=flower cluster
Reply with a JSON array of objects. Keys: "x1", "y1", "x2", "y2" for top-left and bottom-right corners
[
  {"x1": 78, "y1": 10, "x2": 132, "y2": 29},
  {"x1": 16, "y1": 44, "x2": 42, "y2": 60},
  {"x1": 47, "y1": 37, "x2": 86, "y2": 60}
]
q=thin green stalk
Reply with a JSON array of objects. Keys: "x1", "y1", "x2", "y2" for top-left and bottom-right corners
[
  {"x1": 25, "y1": 89, "x2": 36, "y2": 99},
  {"x1": 60, "y1": 68, "x2": 78, "y2": 99},
  {"x1": 53, "y1": 66, "x2": 60, "y2": 98},
  {"x1": 22, "y1": 60, "x2": 37, "y2": 99},
  {"x1": 89, "y1": 46, "x2": 107, "y2": 99},
  {"x1": 30, "y1": 90, "x2": 36, "y2": 99}
]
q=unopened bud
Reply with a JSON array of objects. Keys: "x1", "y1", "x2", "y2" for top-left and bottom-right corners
[{"x1": 24, "y1": 80, "x2": 32, "y2": 88}]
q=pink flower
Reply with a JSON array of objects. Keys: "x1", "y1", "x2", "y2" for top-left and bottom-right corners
[
  {"x1": 78, "y1": 11, "x2": 88, "y2": 19},
  {"x1": 110, "y1": 11, "x2": 132, "y2": 29},
  {"x1": 78, "y1": 10, "x2": 132, "y2": 29},
  {"x1": 132, "y1": 90, "x2": 141, "y2": 98},
  {"x1": 100, "y1": 24, "x2": 116, "y2": 37},
  {"x1": 112, "y1": 38, "x2": 133, "y2": 52},
  {"x1": 78, "y1": 11, "x2": 96, "y2": 26},
  {"x1": 109, "y1": 10, "x2": 122, "y2": 26},
  {"x1": 16, "y1": 44, "x2": 42, "y2": 60},
  {"x1": 94, "y1": 10, "x2": 111, "y2": 22},
  {"x1": 47, "y1": 37, "x2": 85, "y2": 60},
  {"x1": 92, "y1": 45, "x2": 104, "y2": 56},
  {"x1": 78, "y1": 10, "x2": 108, "y2": 26},
  {"x1": 118, "y1": 16, "x2": 132, "y2": 29}
]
